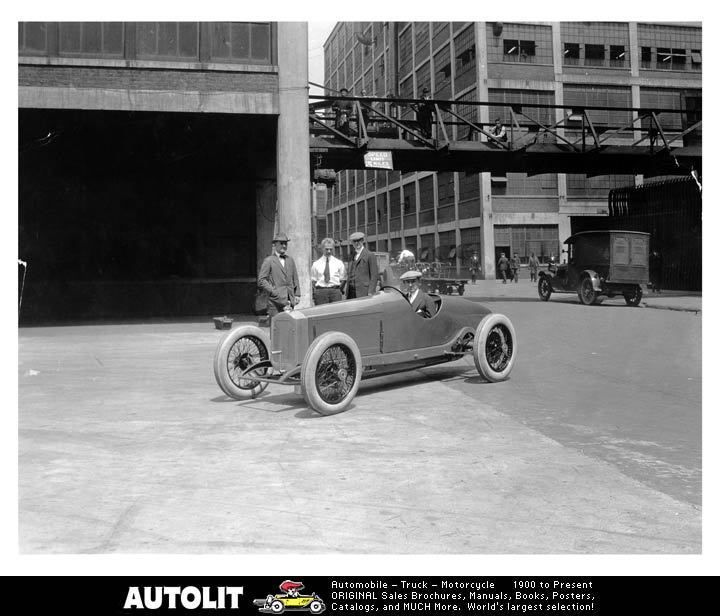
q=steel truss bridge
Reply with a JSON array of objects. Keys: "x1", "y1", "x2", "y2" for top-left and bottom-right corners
[{"x1": 309, "y1": 94, "x2": 701, "y2": 178}]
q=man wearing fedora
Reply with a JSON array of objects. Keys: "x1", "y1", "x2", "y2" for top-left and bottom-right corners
[
  {"x1": 346, "y1": 231, "x2": 379, "y2": 299},
  {"x1": 257, "y1": 231, "x2": 300, "y2": 323}
]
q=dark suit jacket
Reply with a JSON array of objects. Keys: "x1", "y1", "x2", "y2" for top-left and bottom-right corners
[
  {"x1": 347, "y1": 248, "x2": 379, "y2": 298},
  {"x1": 258, "y1": 253, "x2": 300, "y2": 309},
  {"x1": 410, "y1": 289, "x2": 437, "y2": 318}
]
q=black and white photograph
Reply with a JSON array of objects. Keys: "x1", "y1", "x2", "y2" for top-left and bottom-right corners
[{"x1": 8, "y1": 3, "x2": 716, "y2": 584}]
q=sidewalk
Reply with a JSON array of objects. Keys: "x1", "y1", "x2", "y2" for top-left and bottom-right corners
[{"x1": 460, "y1": 275, "x2": 701, "y2": 313}]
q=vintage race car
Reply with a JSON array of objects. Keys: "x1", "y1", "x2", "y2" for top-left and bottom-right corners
[
  {"x1": 214, "y1": 285, "x2": 517, "y2": 415},
  {"x1": 253, "y1": 593, "x2": 325, "y2": 614}
]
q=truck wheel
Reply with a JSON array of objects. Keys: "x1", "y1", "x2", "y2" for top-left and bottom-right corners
[
  {"x1": 538, "y1": 277, "x2": 552, "y2": 301},
  {"x1": 624, "y1": 286, "x2": 643, "y2": 306},
  {"x1": 473, "y1": 313, "x2": 517, "y2": 382},
  {"x1": 577, "y1": 276, "x2": 598, "y2": 305},
  {"x1": 213, "y1": 325, "x2": 271, "y2": 399},
  {"x1": 301, "y1": 331, "x2": 362, "y2": 415}
]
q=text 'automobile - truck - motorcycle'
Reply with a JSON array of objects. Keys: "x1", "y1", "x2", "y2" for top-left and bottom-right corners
[{"x1": 214, "y1": 285, "x2": 517, "y2": 415}]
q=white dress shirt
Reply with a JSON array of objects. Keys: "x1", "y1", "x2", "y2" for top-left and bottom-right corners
[{"x1": 311, "y1": 254, "x2": 347, "y2": 287}]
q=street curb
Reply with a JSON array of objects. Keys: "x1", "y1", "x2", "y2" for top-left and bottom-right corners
[{"x1": 642, "y1": 303, "x2": 701, "y2": 314}]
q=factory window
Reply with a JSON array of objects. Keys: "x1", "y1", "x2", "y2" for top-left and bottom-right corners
[
  {"x1": 563, "y1": 43, "x2": 580, "y2": 65},
  {"x1": 57, "y1": 22, "x2": 125, "y2": 57},
  {"x1": 504, "y1": 39, "x2": 536, "y2": 62},
  {"x1": 210, "y1": 22, "x2": 272, "y2": 64},
  {"x1": 610, "y1": 45, "x2": 626, "y2": 67},
  {"x1": 137, "y1": 22, "x2": 199, "y2": 59},
  {"x1": 655, "y1": 47, "x2": 687, "y2": 70},
  {"x1": 584, "y1": 44, "x2": 605, "y2": 66},
  {"x1": 641, "y1": 46, "x2": 652, "y2": 69},
  {"x1": 691, "y1": 49, "x2": 702, "y2": 69}
]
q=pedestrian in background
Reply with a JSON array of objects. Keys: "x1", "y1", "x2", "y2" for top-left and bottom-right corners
[
  {"x1": 497, "y1": 252, "x2": 509, "y2": 284},
  {"x1": 311, "y1": 238, "x2": 346, "y2": 304},
  {"x1": 257, "y1": 231, "x2": 300, "y2": 324},
  {"x1": 528, "y1": 252, "x2": 539, "y2": 283},
  {"x1": 346, "y1": 231, "x2": 379, "y2": 298},
  {"x1": 490, "y1": 117, "x2": 507, "y2": 144},
  {"x1": 413, "y1": 87, "x2": 434, "y2": 139},
  {"x1": 332, "y1": 87, "x2": 353, "y2": 136},
  {"x1": 510, "y1": 252, "x2": 520, "y2": 283},
  {"x1": 469, "y1": 251, "x2": 480, "y2": 284},
  {"x1": 649, "y1": 249, "x2": 663, "y2": 294}
]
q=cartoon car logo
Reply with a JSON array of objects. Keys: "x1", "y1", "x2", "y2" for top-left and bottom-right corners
[{"x1": 253, "y1": 580, "x2": 326, "y2": 614}]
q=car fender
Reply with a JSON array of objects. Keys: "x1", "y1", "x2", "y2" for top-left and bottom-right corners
[
  {"x1": 538, "y1": 270, "x2": 556, "y2": 290},
  {"x1": 582, "y1": 269, "x2": 603, "y2": 291}
]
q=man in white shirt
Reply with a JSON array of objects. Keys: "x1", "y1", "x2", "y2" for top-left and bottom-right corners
[{"x1": 311, "y1": 237, "x2": 347, "y2": 304}]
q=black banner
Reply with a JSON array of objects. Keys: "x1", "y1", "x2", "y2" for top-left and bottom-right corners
[{"x1": 7, "y1": 576, "x2": 716, "y2": 614}]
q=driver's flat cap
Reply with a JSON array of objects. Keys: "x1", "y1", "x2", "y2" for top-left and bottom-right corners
[
  {"x1": 349, "y1": 231, "x2": 365, "y2": 241},
  {"x1": 400, "y1": 270, "x2": 422, "y2": 281}
]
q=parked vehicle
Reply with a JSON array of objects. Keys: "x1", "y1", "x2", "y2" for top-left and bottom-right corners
[
  {"x1": 214, "y1": 288, "x2": 517, "y2": 415},
  {"x1": 538, "y1": 230, "x2": 649, "y2": 306}
]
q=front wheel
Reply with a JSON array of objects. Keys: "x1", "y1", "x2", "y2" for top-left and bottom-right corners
[
  {"x1": 213, "y1": 325, "x2": 271, "y2": 399},
  {"x1": 624, "y1": 285, "x2": 643, "y2": 306},
  {"x1": 270, "y1": 600, "x2": 285, "y2": 614},
  {"x1": 301, "y1": 331, "x2": 362, "y2": 415},
  {"x1": 577, "y1": 277, "x2": 598, "y2": 305},
  {"x1": 538, "y1": 277, "x2": 552, "y2": 301},
  {"x1": 309, "y1": 601, "x2": 325, "y2": 614},
  {"x1": 473, "y1": 313, "x2": 517, "y2": 382}
]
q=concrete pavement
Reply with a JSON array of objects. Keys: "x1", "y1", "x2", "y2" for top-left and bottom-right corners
[{"x1": 18, "y1": 300, "x2": 701, "y2": 553}]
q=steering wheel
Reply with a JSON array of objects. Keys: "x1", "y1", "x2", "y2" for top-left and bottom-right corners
[{"x1": 380, "y1": 284, "x2": 406, "y2": 296}]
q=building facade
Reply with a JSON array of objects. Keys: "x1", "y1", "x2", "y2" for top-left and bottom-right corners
[
  {"x1": 322, "y1": 21, "x2": 701, "y2": 278},
  {"x1": 19, "y1": 22, "x2": 311, "y2": 322}
]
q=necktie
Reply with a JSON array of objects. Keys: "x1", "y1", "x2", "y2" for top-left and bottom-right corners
[
  {"x1": 324, "y1": 256, "x2": 330, "y2": 283},
  {"x1": 279, "y1": 255, "x2": 285, "y2": 268}
]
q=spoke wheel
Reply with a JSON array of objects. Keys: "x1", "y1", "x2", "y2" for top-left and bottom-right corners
[
  {"x1": 473, "y1": 313, "x2": 517, "y2": 382},
  {"x1": 301, "y1": 332, "x2": 362, "y2": 415},
  {"x1": 538, "y1": 277, "x2": 552, "y2": 301},
  {"x1": 213, "y1": 325, "x2": 271, "y2": 399},
  {"x1": 624, "y1": 286, "x2": 643, "y2": 306},
  {"x1": 577, "y1": 277, "x2": 598, "y2": 305}
]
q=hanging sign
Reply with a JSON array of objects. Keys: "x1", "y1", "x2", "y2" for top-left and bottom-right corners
[{"x1": 364, "y1": 150, "x2": 394, "y2": 170}]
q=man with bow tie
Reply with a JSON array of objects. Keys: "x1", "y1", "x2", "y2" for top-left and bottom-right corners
[
  {"x1": 311, "y1": 237, "x2": 346, "y2": 304},
  {"x1": 258, "y1": 231, "x2": 300, "y2": 323}
]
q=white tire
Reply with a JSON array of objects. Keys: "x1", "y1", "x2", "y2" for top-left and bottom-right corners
[
  {"x1": 213, "y1": 325, "x2": 271, "y2": 399},
  {"x1": 473, "y1": 313, "x2": 517, "y2": 382},
  {"x1": 301, "y1": 331, "x2": 362, "y2": 415}
]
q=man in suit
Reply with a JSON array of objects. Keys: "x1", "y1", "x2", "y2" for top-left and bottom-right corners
[
  {"x1": 346, "y1": 231, "x2": 379, "y2": 299},
  {"x1": 400, "y1": 270, "x2": 436, "y2": 318},
  {"x1": 257, "y1": 231, "x2": 300, "y2": 323}
]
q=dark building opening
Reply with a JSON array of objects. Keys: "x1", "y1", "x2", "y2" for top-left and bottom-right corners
[{"x1": 19, "y1": 108, "x2": 277, "y2": 323}]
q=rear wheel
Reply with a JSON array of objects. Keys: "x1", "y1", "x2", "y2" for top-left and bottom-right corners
[
  {"x1": 538, "y1": 277, "x2": 552, "y2": 301},
  {"x1": 577, "y1": 276, "x2": 598, "y2": 305},
  {"x1": 213, "y1": 326, "x2": 271, "y2": 399},
  {"x1": 301, "y1": 331, "x2": 362, "y2": 415},
  {"x1": 473, "y1": 314, "x2": 517, "y2": 382},
  {"x1": 624, "y1": 285, "x2": 643, "y2": 306}
]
